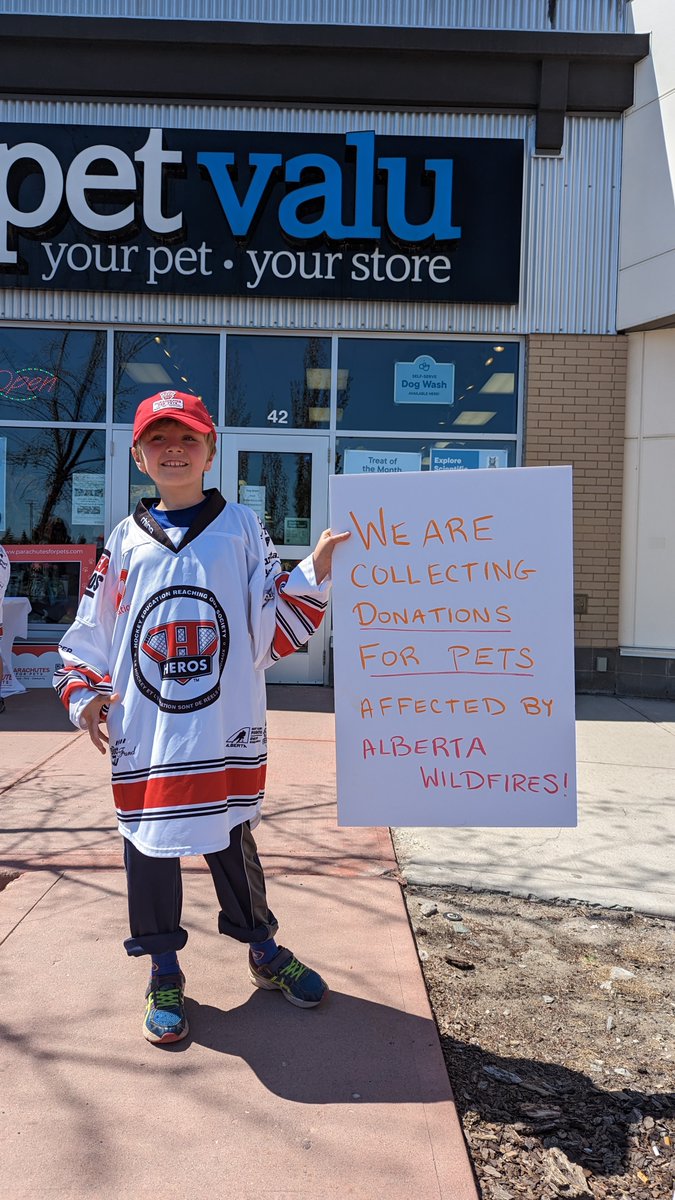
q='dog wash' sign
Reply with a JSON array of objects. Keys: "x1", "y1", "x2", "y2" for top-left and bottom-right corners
[{"x1": 329, "y1": 466, "x2": 577, "y2": 827}]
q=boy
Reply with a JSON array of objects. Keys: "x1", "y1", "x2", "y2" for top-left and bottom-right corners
[{"x1": 54, "y1": 391, "x2": 348, "y2": 1044}]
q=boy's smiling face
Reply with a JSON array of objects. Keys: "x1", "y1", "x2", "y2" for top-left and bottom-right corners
[{"x1": 132, "y1": 418, "x2": 216, "y2": 509}]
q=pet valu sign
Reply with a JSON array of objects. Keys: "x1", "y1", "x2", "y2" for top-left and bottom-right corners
[{"x1": 0, "y1": 126, "x2": 523, "y2": 302}]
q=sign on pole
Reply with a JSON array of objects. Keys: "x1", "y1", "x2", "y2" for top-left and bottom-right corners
[{"x1": 329, "y1": 466, "x2": 577, "y2": 827}]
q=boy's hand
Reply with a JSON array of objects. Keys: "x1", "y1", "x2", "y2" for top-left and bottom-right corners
[
  {"x1": 312, "y1": 528, "x2": 351, "y2": 585},
  {"x1": 81, "y1": 692, "x2": 120, "y2": 755}
]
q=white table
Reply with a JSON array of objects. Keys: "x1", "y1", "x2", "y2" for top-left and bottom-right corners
[{"x1": 0, "y1": 596, "x2": 32, "y2": 698}]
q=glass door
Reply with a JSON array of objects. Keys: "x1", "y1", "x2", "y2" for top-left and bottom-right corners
[
  {"x1": 221, "y1": 433, "x2": 329, "y2": 684},
  {"x1": 109, "y1": 430, "x2": 330, "y2": 684}
]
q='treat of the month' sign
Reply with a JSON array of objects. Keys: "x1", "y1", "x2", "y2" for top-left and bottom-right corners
[
  {"x1": 0, "y1": 126, "x2": 523, "y2": 303},
  {"x1": 329, "y1": 466, "x2": 577, "y2": 827}
]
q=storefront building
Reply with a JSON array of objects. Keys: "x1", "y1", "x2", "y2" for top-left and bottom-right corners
[{"x1": 0, "y1": 2, "x2": 650, "y2": 689}]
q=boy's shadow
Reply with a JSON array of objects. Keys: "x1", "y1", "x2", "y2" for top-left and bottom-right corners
[
  {"x1": 179, "y1": 987, "x2": 450, "y2": 1104},
  {"x1": 167, "y1": 989, "x2": 674, "y2": 1180}
]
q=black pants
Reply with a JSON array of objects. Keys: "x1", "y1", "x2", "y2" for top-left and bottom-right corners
[{"x1": 122, "y1": 821, "x2": 278, "y2": 957}]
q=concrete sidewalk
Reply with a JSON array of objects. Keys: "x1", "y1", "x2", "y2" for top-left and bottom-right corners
[
  {"x1": 0, "y1": 688, "x2": 477, "y2": 1200},
  {"x1": 394, "y1": 694, "x2": 675, "y2": 918}
]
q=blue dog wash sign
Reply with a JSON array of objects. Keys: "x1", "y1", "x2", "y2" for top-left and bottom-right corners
[{"x1": 394, "y1": 355, "x2": 455, "y2": 405}]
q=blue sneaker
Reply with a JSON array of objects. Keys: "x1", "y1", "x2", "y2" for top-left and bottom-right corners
[
  {"x1": 248, "y1": 946, "x2": 327, "y2": 1008},
  {"x1": 143, "y1": 971, "x2": 188, "y2": 1044}
]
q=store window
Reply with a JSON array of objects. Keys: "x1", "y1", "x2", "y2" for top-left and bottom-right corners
[
  {"x1": 113, "y1": 331, "x2": 220, "y2": 423},
  {"x1": 225, "y1": 335, "x2": 331, "y2": 429},
  {"x1": 336, "y1": 437, "x2": 517, "y2": 475},
  {"x1": 337, "y1": 339, "x2": 519, "y2": 434},
  {"x1": 237, "y1": 449, "x2": 312, "y2": 547},
  {"x1": 0, "y1": 426, "x2": 105, "y2": 627},
  {"x1": 0, "y1": 327, "x2": 106, "y2": 423}
]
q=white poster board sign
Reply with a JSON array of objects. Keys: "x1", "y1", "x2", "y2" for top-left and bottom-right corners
[{"x1": 329, "y1": 466, "x2": 577, "y2": 827}]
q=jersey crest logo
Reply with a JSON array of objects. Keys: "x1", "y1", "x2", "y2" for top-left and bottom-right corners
[
  {"x1": 131, "y1": 585, "x2": 229, "y2": 714},
  {"x1": 142, "y1": 620, "x2": 219, "y2": 684}
]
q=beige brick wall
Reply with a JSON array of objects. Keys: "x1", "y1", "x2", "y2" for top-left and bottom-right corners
[{"x1": 525, "y1": 334, "x2": 627, "y2": 647}]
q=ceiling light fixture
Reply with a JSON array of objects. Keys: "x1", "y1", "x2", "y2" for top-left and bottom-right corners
[
  {"x1": 480, "y1": 373, "x2": 515, "y2": 394},
  {"x1": 452, "y1": 411, "x2": 496, "y2": 426}
]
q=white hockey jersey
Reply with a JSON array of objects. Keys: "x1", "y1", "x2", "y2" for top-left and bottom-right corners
[{"x1": 54, "y1": 491, "x2": 329, "y2": 857}]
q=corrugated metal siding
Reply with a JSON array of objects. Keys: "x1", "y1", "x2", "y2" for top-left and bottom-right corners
[
  {"x1": 0, "y1": 0, "x2": 626, "y2": 32},
  {"x1": 0, "y1": 104, "x2": 622, "y2": 334}
]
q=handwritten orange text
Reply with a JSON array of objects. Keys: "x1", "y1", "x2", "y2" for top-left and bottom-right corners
[
  {"x1": 362, "y1": 735, "x2": 487, "y2": 761},
  {"x1": 360, "y1": 695, "x2": 507, "y2": 718},
  {"x1": 348, "y1": 507, "x2": 494, "y2": 550},
  {"x1": 352, "y1": 602, "x2": 512, "y2": 627},
  {"x1": 419, "y1": 769, "x2": 569, "y2": 794}
]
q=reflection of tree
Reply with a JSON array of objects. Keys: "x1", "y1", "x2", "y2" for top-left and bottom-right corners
[
  {"x1": 260, "y1": 454, "x2": 288, "y2": 543},
  {"x1": 294, "y1": 454, "x2": 311, "y2": 534},
  {"x1": 8, "y1": 430, "x2": 101, "y2": 543},
  {"x1": 301, "y1": 337, "x2": 328, "y2": 429},
  {"x1": 113, "y1": 331, "x2": 162, "y2": 420},
  {"x1": 225, "y1": 347, "x2": 250, "y2": 428},
  {"x1": 0, "y1": 329, "x2": 106, "y2": 423}
]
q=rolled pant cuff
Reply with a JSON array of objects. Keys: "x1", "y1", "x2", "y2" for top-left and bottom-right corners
[
  {"x1": 217, "y1": 912, "x2": 279, "y2": 944},
  {"x1": 124, "y1": 927, "x2": 189, "y2": 957}
]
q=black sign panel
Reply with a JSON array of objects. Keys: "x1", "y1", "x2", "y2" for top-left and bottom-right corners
[{"x1": 0, "y1": 125, "x2": 523, "y2": 303}]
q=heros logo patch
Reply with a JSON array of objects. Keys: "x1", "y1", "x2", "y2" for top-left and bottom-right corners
[
  {"x1": 131, "y1": 585, "x2": 229, "y2": 713},
  {"x1": 142, "y1": 619, "x2": 218, "y2": 684}
]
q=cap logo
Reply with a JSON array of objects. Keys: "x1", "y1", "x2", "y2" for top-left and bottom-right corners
[{"x1": 152, "y1": 394, "x2": 184, "y2": 412}]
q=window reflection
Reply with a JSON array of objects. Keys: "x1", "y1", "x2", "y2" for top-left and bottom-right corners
[
  {"x1": 114, "y1": 331, "x2": 219, "y2": 424},
  {"x1": 337, "y1": 339, "x2": 519, "y2": 434},
  {"x1": 336, "y1": 437, "x2": 516, "y2": 473},
  {"x1": 6, "y1": 559, "x2": 82, "y2": 626},
  {"x1": 237, "y1": 451, "x2": 311, "y2": 545},
  {"x1": 0, "y1": 427, "x2": 105, "y2": 547},
  {"x1": 0, "y1": 328, "x2": 106, "y2": 422},
  {"x1": 226, "y1": 335, "x2": 331, "y2": 429}
]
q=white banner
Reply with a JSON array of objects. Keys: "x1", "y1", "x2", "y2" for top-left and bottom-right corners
[{"x1": 330, "y1": 466, "x2": 577, "y2": 827}]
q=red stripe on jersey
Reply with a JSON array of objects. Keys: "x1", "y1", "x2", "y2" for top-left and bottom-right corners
[
  {"x1": 282, "y1": 592, "x2": 324, "y2": 628},
  {"x1": 113, "y1": 763, "x2": 267, "y2": 813},
  {"x1": 60, "y1": 678, "x2": 94, "y2": 707},
  {"x1": 272, "y1": 623, "x2": 297, "y2": 660}
]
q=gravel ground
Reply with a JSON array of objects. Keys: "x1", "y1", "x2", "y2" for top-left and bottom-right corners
[{"x1": 405, "y1": 885, "x2": 675, "y2": 1200}]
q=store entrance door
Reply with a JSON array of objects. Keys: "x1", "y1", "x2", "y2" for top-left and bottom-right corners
[
  {"x1": 221, "y1": 433, "x2": 329, "y2": 683},
  {"x1": 109, "y1": 430, "x2": 329, "y2": 684}
]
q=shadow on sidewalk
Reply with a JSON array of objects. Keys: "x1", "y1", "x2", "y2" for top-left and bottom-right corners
[
  {"x1": 136, "y1": 986, "x2": 452, "y2": 1104},
  {"x1": 0, "y1": 689, "x2": 73, "y2": 732}
]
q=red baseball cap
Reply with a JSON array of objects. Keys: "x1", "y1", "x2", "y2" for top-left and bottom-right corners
[{"x1": 132, "y1": 391, "x2": 216, "y2": 442}]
